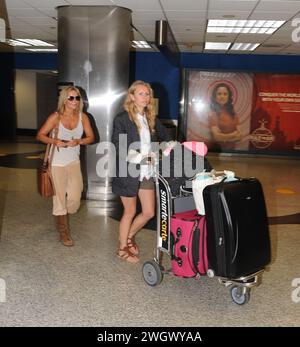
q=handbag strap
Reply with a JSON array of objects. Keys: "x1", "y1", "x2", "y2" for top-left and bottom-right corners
[
  {"x1": 42, "y1": 143, "x2": 52, "y2": 166},
  {"x1": 42, "y1": 113, "x2": 60, "y2": 166}
]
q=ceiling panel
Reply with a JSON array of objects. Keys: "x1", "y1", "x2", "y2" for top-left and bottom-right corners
[
  {"x1": 160, "y1": 0, "x2": 208, "y2": 11},
  {"x1": 255, "y1": 47, "x2": 286, "y2": 54},
  {"x1": 68, "y1": 0, "x2": 113, "y2": 5},
  {"x1": 132, "y1": 27, "x2": 155, "y2": 41},
  {"x1": 26, "y1": 8, "x2": 58, "y2": 17},
  {"x1": 7, "y1": 8, "x2": 51, "y2": 17},
  {"x1": 208, "y1": 0, "x2": 258, "y2": 12},
  {"x1": 281, "y1": 43, "x2": 300, "y2": 52},
  {"x1": 235, "y1": 33, "x2": 270, "y2": 42},
  {"x1": 168, "y1": 20, "x2": 207, "y2": 28},
  {"x1": 24, "y1": 0, "x2": 68, "y2": 7},
  {"x1": 6, "y1": 0, "x2": 32, "y2": 9},
  {"x1": 206, "y1": 33, "x2": 240, "y2": 41},
  {"x1": 165, "y1": 11, "x2": 207, "y2": 20},
  {"x1": 113, "y1": 0, "x2": 162, "y2": 11},
  {"x1": 266, "y1": 33, "x2": 294, "y2": 45},
  {"x1": 132, "y1": 11, "x2": 165, "y2": 21},
  {"x1": 1, "y1": 0, "x2": 300, "y2": 55},
  {"x1": 178, "y1": 43, "x2": 204, "y2": 52},
  {"x1": 18, "y1": 17, "x2": 57, "y2": 26},
  {"x1": 175, "y1": 32, "x2": 204, "y2": 41},
  {"x1": 207, "y1": 10, "x2": 254, "y2": 19},
  {"x1": 255, "y1": 0, "x2": 300, "y2": 12},
  {"x1": 250, "y1": 12, "x2": 299, "y2": 20}
]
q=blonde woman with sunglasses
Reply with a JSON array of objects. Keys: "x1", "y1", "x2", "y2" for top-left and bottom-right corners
[{"x1": 37, "y1": 86, "x2": 94, "y2": 246}]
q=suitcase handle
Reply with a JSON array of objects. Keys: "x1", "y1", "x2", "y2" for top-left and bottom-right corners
[
  {"x1": 170, "y1": 230, "x2": 180, "y2": 261},
  {"x1": 220, "y1": 192, "x2": 238, "y2": 263}
]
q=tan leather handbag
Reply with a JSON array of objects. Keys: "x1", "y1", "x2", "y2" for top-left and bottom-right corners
[{"x1": 37, "y1": 128, "x2": 58, "y2": 197}]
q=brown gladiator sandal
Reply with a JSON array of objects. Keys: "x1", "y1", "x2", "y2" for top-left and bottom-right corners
[
  {"x1": 117, "y1": 246, "x2": 139, "y2": 264},
  {"x1": 127, "y1": 237, "x2": 139, "y2": 256}
]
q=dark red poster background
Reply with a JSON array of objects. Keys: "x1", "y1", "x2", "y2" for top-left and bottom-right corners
[{"x1": 251, "y1": 73, "x2": 300, "y2": 153}]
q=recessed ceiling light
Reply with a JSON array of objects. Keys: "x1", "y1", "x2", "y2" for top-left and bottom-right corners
[
  {"x1": 17, "y1": 39, "x2": 54, "y2": 46},
  {"x1": 6, "y1": 39, "x2": 31, "y2": 46},
  {"x1": 207, "y1": 19, "x2": 285, "y2": 34},
  {"x1": 205, "y1": 42, "x2": 231, "y2": 50},
  {"x1": 132, "y1": 40, "x2": 151, "y2": 49},
  {"x1": 26, "y1": 48, "x2": 58, "y2": 52},
  {"x1": 231, "y1": 43, "x2": 260, "y2": 51},
  {"x1": 6, "y1": 38, "x2": 54, "y2": 47}
]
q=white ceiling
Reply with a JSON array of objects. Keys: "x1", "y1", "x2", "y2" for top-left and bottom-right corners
[{"x1": 1, "y1": 0, "x2": 300, "y2": 55}]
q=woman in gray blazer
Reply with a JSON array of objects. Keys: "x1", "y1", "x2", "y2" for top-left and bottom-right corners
[{"x1": 112, "y1": 80, "x2": 173, "y2": 263}]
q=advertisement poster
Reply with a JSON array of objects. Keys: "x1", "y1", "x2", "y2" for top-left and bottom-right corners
[
  {"x1": 250, "y1": 73, "x2": 300, "y2": 152},
  {"x1": 186, "y1": 71, "x2": 253, "y2": 151},
  {"x1": 186, "y1": 70, "x2": 300, "y2": 155}
]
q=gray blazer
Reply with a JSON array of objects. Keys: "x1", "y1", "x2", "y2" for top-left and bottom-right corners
[{"x1": 111, "y1": 111, "x2": 172, "y2": 197}]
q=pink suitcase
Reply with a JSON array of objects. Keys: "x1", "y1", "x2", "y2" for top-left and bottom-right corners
[{"x1": 170, "y1": 210, "x2": 208, "y2": 277}]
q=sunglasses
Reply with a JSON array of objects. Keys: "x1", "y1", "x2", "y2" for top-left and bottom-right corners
[{"x1": 67, "y1": 95, "x2": 81, "y2": 101}]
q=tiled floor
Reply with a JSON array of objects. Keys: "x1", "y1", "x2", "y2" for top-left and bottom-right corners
[{"x1": 0, "y1": 139, "x2": 299, "y2": 326}]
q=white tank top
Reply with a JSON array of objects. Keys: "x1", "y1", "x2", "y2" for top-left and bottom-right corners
[
  {"x1": 52, "y1": 113, "x2": 84, "y2": 167},
  {"x1": 138, "y1": 113, "x2": 153, "y2": 181}
]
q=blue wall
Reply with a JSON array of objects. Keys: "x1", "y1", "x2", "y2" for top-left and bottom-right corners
[
  {"x1": 1, "y1": 51, "x2": 300, "y2": 139},
  {"x1": 181, "y1": 52, "x2": 300, "y2": 72},
  {"x1": 132, "y1": 52, "x2": 300, "y2": 121},
  {"x1": 13, "y1": 52, "x2": 58, "y2": 70},
  {"x1": 0, "y1": 52, "x2": 57, "y2": 70},
  {"x1": 130, "y1": 52, "x2": 180, "y2": 120}
]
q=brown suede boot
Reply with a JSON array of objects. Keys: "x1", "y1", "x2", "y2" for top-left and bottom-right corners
[{"x1": 55, "y1": 215, "x2": 74, "y2": 247}]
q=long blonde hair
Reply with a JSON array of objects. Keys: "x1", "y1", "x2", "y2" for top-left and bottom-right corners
[
  {"x1": 57, "y1": 86, "x2": 84, "y2": 115},
  {"x1": 124, "y1": 80, "x2": 157, "y2": 133}
]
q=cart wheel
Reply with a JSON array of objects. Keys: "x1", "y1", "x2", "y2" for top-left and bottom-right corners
[
  {"x1": 142, "y1": 260, "x2": 163, "y2": 287},
  {"x1": 230, "y1": 286, "x2": 250, "y2": 305}
]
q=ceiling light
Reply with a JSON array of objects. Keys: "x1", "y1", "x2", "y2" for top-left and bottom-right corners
[
  {"x1": 6, "y1": 39, "x2": 31, "y2": 46},
  {"x1": 16, "y1": 39, "x2": 54, "y2": 46},
  {"x1": 132, "y1": 40, "x2": 151, "y2": 49},
  {"x1": 207, "y1": 19, "x2": 285, "y2": 34},
  {"x1": 231, "y1": 43, "x2": 260, "y2": 51},
  {"x1": 205, "y1": 42, "x2": 231, "y2": 50},
  {"x1": 6, "y1": 38, "x2": 54, "y2": 47},
  {"x1": 26, "y1": 48, "x2": 58, "y2": 52}
]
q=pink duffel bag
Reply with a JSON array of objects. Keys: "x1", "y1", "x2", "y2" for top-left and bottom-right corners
[{"x1": 170, "y1": 209, "x2": 208, "y2": 277}]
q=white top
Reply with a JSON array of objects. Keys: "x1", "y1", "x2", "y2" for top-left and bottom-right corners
[
  {"x1": 137, "y1": 113, "x2": 153, "y2": 181},
  {"x1": 52, "y1": 113, "x2": 83, "y2": 167}
]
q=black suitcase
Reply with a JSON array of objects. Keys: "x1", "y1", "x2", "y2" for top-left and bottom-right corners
[{"x1": 203, "y1": 178, "x2": 271, "y2": 278}]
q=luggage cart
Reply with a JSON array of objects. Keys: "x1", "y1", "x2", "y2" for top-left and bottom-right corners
[{"x1": 142, "y1": 169, "x2": 266, "y2": 305}]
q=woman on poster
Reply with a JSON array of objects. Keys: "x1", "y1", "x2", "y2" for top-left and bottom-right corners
[{"x1": 208, "y1": 82, "x2": 241, "y2": 148}]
